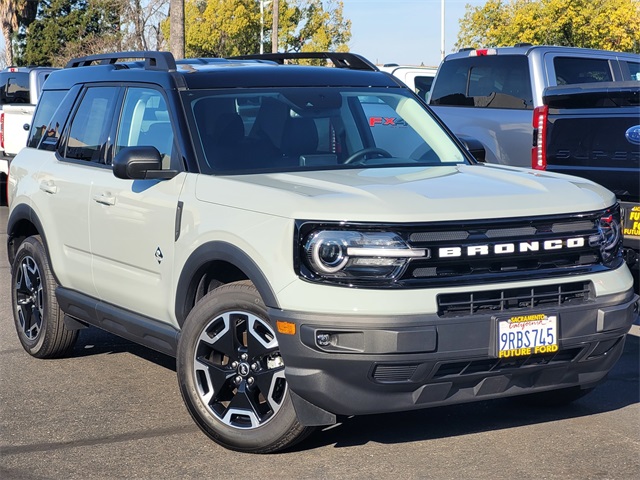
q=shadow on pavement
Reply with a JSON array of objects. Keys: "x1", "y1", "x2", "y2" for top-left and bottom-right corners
[{"x1": 71, "y1": 326, "x2": 176, "y2": 371}]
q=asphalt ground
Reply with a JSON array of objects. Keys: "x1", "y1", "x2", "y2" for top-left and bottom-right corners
[{"x1": 1, "y1": 205, "x2": 638, "y2": 480}]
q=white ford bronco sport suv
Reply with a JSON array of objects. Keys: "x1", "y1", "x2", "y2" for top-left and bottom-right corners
[{"x1": 7, "y1": 51, "x2": 638, "y2": 453}]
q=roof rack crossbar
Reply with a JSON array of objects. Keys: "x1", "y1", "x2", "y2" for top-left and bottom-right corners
[
  {"x1": 230, "y1": 52, "x2": 378, "y2": 71},
  {"x1": 65, "y1": 51, "x2": 177, "y2": 72}
]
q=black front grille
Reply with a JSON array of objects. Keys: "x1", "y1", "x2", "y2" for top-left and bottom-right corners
[
  {"x1": 396, "y1": 206, "x2": 622, "y2": 287},
  {"x1": 437, "y1": 281, "x2": 591, "y2": 317},
  {"x1": 296, "y1": 205, "x2": 622, "y2": 289}
]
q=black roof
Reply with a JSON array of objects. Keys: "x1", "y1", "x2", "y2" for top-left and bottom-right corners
[{"x1": 43, "y1": 51, "x2": 401, "y2": 91}]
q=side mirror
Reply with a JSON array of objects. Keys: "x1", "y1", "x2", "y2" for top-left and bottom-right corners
[
  {"x1": 456, "y1": 134, "x2": 486, "y2": 163},
  {"x1": 113, "y1": 146, "x2": 178, "y2": 180}
]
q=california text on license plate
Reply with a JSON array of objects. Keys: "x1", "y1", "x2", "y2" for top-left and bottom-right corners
[{"x1": 497, "y1": 313, "x2": 558, "y2": 358}]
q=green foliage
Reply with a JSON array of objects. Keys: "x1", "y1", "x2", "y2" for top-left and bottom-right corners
[
  {"x1": 276, "y1": 0, "x2": 351, "y2": 54},
  {"x1": 162, "y1": 0, "x2": 351, "y2": 58},
  {"x1": 182, "y1": 0, "x2": 260, "y2": 58},
  {"x1": 21, "y1": 0, "x2": 124, "y2": 66},
  {"x1": 456, "y1": 0, "x2": 640, "y2": 53}
]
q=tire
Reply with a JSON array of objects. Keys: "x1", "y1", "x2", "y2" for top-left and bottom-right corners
[
  {"x1": 11, "y1": 236, "x2": 78, "y2": 358},
  {"x1": 514, "y1": 386, "x2": 594, "y2": 407},
  {"x1": 177, "y1": 280, "x2": 312, "y2": 453}
]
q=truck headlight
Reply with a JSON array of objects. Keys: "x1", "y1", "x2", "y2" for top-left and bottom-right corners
[{"x1": 301, "y1": 230, "x2": 426, "y2": 282}]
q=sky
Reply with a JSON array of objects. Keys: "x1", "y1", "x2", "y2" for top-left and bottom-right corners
[
  {"x1": 343, "y1": 0, "x2": 486, "y2": 67},
  {"x1": 1, "y1": 0, "x2": 486, "y2": 68}
]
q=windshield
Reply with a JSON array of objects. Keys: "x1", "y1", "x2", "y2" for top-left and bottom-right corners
[{"x1": 182, "y1": 87, "x2": 468, "y2": 174}]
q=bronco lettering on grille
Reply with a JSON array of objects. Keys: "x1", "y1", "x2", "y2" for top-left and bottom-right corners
[{"x1": 438, "y1": 237, "x2": 586, "y2": 258}]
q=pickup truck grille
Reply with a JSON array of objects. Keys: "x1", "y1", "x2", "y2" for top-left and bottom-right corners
[{"x1": 397, "y1": 206, "x2": 622, "y2": 287}]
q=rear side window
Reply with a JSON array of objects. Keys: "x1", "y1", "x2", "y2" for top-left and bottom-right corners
[
  {"x1": 430, "y1": 56, "x2": 533, "y2": 109},
  {"x1": 553, "y1": 57, "x2": 613, "y2": 84},
  {"x1": 624, "y1": 61, "x2": 640, "y2": 81},
  {"x1": 65, "y1": 87, "x2": 119, "y2": 162},
  {"x1": 0, "y1": 72, "x2": 30, "y2": 104}
]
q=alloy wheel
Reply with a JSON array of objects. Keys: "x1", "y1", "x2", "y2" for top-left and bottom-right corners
[
  {"x1": 14, "y1": 255, "x2": 44, "y2": 340},
  {"x1": 193, "y1": 310, "x2": 287, "y2": 429}
]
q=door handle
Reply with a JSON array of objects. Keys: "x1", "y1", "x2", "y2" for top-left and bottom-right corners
[
  {"x1": 39, "y1": 181, "x2": 58, "y2": 194},
  {"x1": 92, "y1": 193, "x2": 116, "y2": 206}
]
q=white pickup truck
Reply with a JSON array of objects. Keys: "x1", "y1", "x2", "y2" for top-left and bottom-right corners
[
  {"x1": 378, "y1": 64, "x2": 437, "y2": 102},
  {"x1": 1, "y1": 66, "x2": 56, "y2": 204}
]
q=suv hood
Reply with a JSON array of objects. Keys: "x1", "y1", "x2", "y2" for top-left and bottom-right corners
[{"x1": 196, "y1": 164, "x2": 616, "y2": 222}]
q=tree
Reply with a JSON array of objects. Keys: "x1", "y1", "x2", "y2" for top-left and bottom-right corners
[
  {"x1": 169, "y1": 0, "x2": 184, "y2": 59},
  {"x1": 161, "y1": 0, "x2": 259, "y2": 58},
  {"x1": 456, "y1": 0, "x2": 640, "y2": 53},
  {"x1": 23, "y1": 0, "x2": 124, "y2": 66},
  {"x1": 120, "y1": 0, "x2": 169, "y2": 51},
  {"x1": 271, "y1": 0, "x2": 351, "y2": 53},
  {"x1": 164, "y1": 0, "x2": 351, "y2": 59},
  {"x1": 1, "y1": 0, "x2": 40, "y2": 66}
]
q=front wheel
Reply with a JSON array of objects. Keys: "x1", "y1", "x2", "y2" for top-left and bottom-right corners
[
  {"x1": 177, "y1": 280, "x2": 312, "y2": 453},
  {"x1": 11, "y1": 236, "x2": 78, "y2": 358}
]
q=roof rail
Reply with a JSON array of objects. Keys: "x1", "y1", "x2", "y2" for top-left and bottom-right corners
[
  {"x1": 230, "y1": 52, "x2": 378, "y2": 71},
  {"x1": 514, "y1": 42, "x2": 533, "y2": 47},
  {"x1": 65, "y1": 51, "x2": 177, "y2": 72}
]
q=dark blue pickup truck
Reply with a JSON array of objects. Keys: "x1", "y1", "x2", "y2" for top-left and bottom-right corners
[{"x1": 541, "y1": 82, "x2": 639, "y2": 269}]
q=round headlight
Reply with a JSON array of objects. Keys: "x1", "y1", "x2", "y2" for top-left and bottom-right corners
[{"x1": 306, "y1": 232, "x2": 349, "y2": 273}]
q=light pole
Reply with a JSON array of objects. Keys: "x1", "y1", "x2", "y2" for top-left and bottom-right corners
[{"x1": 260, "y1": 1, "x2": 272, "y2": 54}]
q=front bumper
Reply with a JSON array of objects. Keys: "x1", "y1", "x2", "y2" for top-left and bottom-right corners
[{"x1": 270, "y1": 287, "x2": 638, "y2": 425}]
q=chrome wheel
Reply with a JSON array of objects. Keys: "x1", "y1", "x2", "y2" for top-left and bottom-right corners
[
  {"x1": 193, "y1": 310, "x2": 287, "y2": 429},
  {"x1": 14, "y1": 255, "x2": 44, "y2": 341}
]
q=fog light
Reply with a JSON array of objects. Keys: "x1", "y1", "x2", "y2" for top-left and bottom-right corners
[{"x1": 316, "y1": 332, "x2": 332, "y2": 346}]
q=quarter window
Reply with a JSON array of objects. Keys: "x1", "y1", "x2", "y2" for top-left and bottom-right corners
[
  {"x1": 28, "y1": 90, "x2": 67, "y2": 148},
  {"x1": 65, "y1": 87, "x2": 118, "y2": 162},
  {"x1": 115, "y1": 87, "x2": 174, "y2": 168}
]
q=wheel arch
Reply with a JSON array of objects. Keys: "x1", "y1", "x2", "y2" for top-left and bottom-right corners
[
  {"x1": 175, "y1": 241, "x2": 280, "y2": 328},
  {"x1": 7, "y1": 203, "x2": 48, "y2": 268}
]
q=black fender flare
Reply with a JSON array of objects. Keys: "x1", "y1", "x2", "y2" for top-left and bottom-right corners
[
  {"x1": 6, "y1": 203, "x2": 51, "y2": 270},
  {"x1": 174, "y1": 241, "x2": 280, "y2": 327}
]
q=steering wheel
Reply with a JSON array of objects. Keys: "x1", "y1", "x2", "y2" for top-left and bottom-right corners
[{"x1": 343, "y1": 147, "x2": 392, "y2": 165}]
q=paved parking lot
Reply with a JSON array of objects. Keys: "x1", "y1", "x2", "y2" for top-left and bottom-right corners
[{"x1": 1, "y1": 205, "x2": 638, "y2": 479}]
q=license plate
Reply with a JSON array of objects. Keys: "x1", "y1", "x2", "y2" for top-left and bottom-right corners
[
  {"x1": 497, "y1": 313, "x2": 558, "y2": 358},
  {"x1": 622, "y1": 203, "x2": 640, "y2": 239}
]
